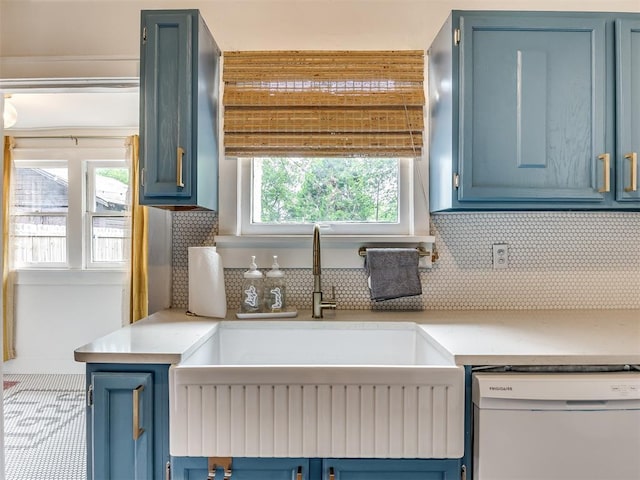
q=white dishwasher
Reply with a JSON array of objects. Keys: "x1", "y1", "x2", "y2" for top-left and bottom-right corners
[{"x1": 473, "y1": 371, "x2": 640, "y2": 480}]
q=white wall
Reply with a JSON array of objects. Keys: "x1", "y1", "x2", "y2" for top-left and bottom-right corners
[
  {"x1": 1, "y1": 0, "x2": 639, "y2": 79},
  {"x1": 3, "y1": 271, "x2": 126, "y2": 374}
]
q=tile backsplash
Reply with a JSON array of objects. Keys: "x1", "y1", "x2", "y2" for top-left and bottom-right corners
[{"x1": 172, "y1": 211, "x2": 640, "y2": 311}]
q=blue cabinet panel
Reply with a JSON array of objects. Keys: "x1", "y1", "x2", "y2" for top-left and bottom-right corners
[
  {"x1": 324, "y1": 459, "x2": 461, "y2": 479},
  {"x1": 459, "y1": 14, "x2": 606, "y2": 203},
  {"x1": 170, "y1": 457, "x2": 207, "y2": 480},
  {"x1": 171, "y1": 457, "x2": 310, "y2": 480},
  {"x1": 140, "y1": 12, "x2": 193, "y2": 201},
  {"x1": 86, "y1": 364, "x2": 170, "y2": 480},
  {"x1": 139, "y1": 9, "x2": 220, "y2": 210},
  {"x1": 616, "y1": 19, "x2": 640, "y2": 202},
  {"x1": 90, "y1": 372, "x2": 153, "y2": 480}
]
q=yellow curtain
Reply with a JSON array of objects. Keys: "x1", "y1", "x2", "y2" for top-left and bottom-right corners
[
  {"x1": 129, "y1": 135, "x2": 149, "y2": 323},
  {"x1": 3, "y1": 136, "x2": 15, "y2": 360}
]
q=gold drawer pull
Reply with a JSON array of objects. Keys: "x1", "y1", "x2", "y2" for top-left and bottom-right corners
[
  {"x1": 598, "y1": 153, "x2": 610, "y2": 193},
  {"x1": 132, "y1": 385, "x2": 144, "y2": 440},
  {"x1": 296, "y1": 465, "x2": 303, "y2": 480},
  {"x1": 176, "y1": 146, "x2": 185, "y2": 188},
  {"x1": 208, "y1": 457, "x2": 232, "y2": 479},
  {"x1": 624, "y1": 152, "x2": 638, "y2": 192},
  {"x1": 328, "y1": 466, "x2": 335, "y2": 480}
]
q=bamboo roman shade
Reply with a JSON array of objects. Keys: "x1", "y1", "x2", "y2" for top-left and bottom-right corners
[{"x1": 223, "y1": 50, "x2": 424, "y2": 157}]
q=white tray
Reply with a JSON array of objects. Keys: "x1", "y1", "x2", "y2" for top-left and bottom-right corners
[{"x1": 235, "y1": 308, "x2": 298, "y2": 319}]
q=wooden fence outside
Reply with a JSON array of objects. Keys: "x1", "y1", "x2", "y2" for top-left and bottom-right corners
[{"x1": 12, "y1": 224, "x2": 129, "y2": 265}]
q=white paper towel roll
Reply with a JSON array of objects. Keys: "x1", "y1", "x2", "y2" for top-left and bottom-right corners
[{"x1": 188, "y1": 246, "x2": 227, "y2": 318}]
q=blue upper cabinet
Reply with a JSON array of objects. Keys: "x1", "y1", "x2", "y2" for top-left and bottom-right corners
[
  {"x1": 458, "y1": 14, "x2": 606, "y2": 204},
  {"x1": 139, "y1": 10, "x2": 220, "y2": 210},
  {"x1": 616, "y1": 19, "x2": 640, "y2": 202},
  {"x1": 429, "y1": 11, "x2": 640, "y2": 211}
]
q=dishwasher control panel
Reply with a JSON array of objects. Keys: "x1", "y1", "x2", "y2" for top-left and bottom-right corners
[{"x1": 473, "y1": 372, "x2": 640, "y2": 405}]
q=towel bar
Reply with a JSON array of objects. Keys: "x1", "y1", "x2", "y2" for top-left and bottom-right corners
[{"x1": 358, "y1": 246, "x2": 434, "y2": 259}]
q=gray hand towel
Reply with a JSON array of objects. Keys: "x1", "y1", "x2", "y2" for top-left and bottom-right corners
[{"x1": 365, "y1": 248, "x2": 422, "y2": 301}]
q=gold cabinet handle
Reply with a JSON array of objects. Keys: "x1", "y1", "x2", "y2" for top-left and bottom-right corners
[
  {"x1": 208, "y1": 457, "x2": 232, "y2": 479},
  {"x1": 176, "y1": 147, "x2": 185, "y2": 188},
  {"x1": 296, "y1": 465, "x2": 303, "y2": 480},
  {"x1": 328, "y1": 467, "x2": 335, "y2": 480},
  {"x1": 624, "y1": 152, "x2": 638, "y2": 192},
  {"x1": 598, "y1": 153, "x2": 610, "y2": 193},
  {"x1": 133, "y1": 385, "x2": 145, "y2": 440}
]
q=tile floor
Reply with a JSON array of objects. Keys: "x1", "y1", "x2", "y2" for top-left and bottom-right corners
[{"x1": 3, "y1": 374, "x2": 86, "y2": 480}]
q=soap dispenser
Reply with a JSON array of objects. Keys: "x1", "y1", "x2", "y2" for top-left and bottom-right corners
[
  {"x1": 264, "y1": 255, "x2": 286, "y2": 312},
  {"x1": 240, "y1": 256, "x2": 264, "y2": 313}
]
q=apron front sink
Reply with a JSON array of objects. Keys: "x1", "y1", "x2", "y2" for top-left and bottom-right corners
[{"x1": 170, "y1": 321, "x2": 464, "y2": 459}]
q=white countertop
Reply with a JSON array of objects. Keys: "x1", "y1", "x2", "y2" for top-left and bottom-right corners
[
  {"x1": 74, "y1": 308, "x2": 640, "y2": 366},
  {"x1": 417, "y1": 309, "x2": 640, "y2": 366},
  {"x1": 74, "y1": 309, "x2": 218, "y2": 364}
]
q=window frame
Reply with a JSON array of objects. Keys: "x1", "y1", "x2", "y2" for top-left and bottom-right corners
[
  {"x1": 217, "y1": 153, "x2": 432, "y2": 269},
  {"x1": 85, "y1": 160, "x2": 131, "y2": 269},
  {"x1": 10, "y1": 138, "x2": 131, "y2": 270},
  {"x1": 238, "y1": 157, "x2": 415, "y2": 236},
  {"x1": 11, "y1": 159, "x2": 70, "y2": 268}
]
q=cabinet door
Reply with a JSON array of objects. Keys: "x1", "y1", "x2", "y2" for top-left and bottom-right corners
[
  {"x1": 458, "y1": 14, "x2": 607, "y2": 203},
  {"x1": 171, "y1": 457, "x2": 310, "y2": 480},
  {"x1": 140, "y1": 11, "x2": 193, "y2": 200},
  {"x1": 616, "y1": 19, "x2": 640, "y2": 202},
  {"x1": 91, "y1": 372, "x2": 154, "y2": 480},
  {"x1": 323, "y1": 459, "x2": 460, "y2": 480}
]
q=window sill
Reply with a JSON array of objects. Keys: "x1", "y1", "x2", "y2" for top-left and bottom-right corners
[{"x1": 214, "y1": 235, "x2": 435, "y2": 269}]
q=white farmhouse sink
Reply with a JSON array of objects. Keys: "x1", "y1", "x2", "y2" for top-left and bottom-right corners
[{"x1": 170, "y1": 321, "x2": 464, "y2": 459}]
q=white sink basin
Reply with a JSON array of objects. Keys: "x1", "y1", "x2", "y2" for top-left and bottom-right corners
[
  {"x1": 180, "y1": 321, "x2": 454, "y2": 366},
  {"x1": 170, "y1": 321, "x2": 464, "y2": 459}
]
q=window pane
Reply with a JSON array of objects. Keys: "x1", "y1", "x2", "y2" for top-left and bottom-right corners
[
  {"x1": 12, "y1": 215, "x2": 67, "y2": 264},
  {"x1": 252, "y1": 158, "x2": 399, "y2": 224},
  {"x1": 91, "y1": 216, "x2": 129, "y2": 263},
  {"x1": 91, "y1": 167, "x2": 130, "y2": 212},
  {"x1": 12, "y1": 166, "x2": 68, "y2": 265},
  {"x1": 13, "y1": 167, "x2": 68, "y2": 214}
]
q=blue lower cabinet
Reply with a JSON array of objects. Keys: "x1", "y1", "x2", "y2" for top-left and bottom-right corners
[
  {"x1": 170, "y1": 458, "x2": 460, "y2": 480},
  {"x1": 324, "y1": 459, "x2": 461, "y2": 480},
  {"x1": 86, "y1": 364, "x2": 170, "y2": 480},
  {"x1": 171, "y1": 457, "x2": 310, "y2": 480}
]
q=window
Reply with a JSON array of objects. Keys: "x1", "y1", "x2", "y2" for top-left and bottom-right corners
[
  {"x1": 12, "y1": 163, "x2": 69, "y2": 265},
  {"x1": 222, "y1": 50, "x2": 426, "y2": 238},
  {"x1": 86, "y1": 162, "x2": 130, "y2": 267},
  {"x1": 240, "y1": 156, "x2": 414, "y2": 235},
  {"x1": 10, "y1": 138, "x2": 131, "y2": 269}
]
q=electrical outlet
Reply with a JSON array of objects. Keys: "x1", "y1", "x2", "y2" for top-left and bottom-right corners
[{"x1": 492, "y1": 243, "x2": 508, "y2": 269}]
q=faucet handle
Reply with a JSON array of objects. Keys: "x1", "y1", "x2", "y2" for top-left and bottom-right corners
[{"x1": 328, "y1": 285, "x2": 336, "y2": 301}]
